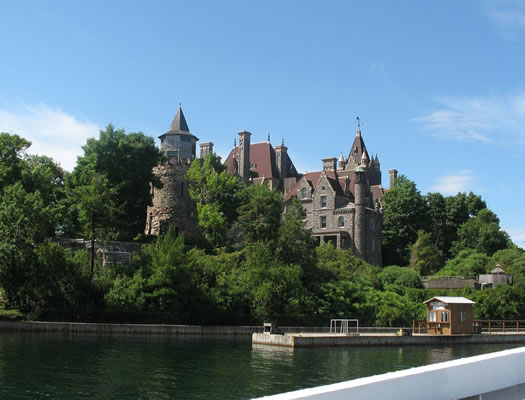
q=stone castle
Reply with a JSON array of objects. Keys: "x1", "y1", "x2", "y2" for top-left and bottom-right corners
[{"x1": 145, "y1": 107, "x2": 396, "y2": 266}]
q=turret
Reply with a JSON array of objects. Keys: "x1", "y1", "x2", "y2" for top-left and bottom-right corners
[
  {"x1": 338, "y1": 153, "x2": 345, "y2": 170},
  {"x1": 158, "y1": 105, "x2": 199, "y2": 160},
  {"x1": 354, "y1": 165, "x2": 368, "y2": 262}
]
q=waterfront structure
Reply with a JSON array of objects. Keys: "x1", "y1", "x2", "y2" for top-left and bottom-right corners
[
  {"x1": 424, "y1": 296, "x2": 475, "y2": 335},
  {"x1": 146, "y1": 108, "x2": 394, "y2": 266}
]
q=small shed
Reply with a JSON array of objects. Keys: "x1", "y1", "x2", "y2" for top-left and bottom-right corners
[{"x1": 423, "y1": 296, "x2": 475, "y2": 335}]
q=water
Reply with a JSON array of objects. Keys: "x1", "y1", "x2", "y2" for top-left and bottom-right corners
[{"x1": 0, "y1": 332, "x2": 520, "y2": 399}]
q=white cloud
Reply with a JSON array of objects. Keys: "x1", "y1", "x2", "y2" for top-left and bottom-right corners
[
  {"x1": 504, "y1": 227, "x2": 525, "y2": 248},
  {"x1": 0, "y1": 104, "x2": 99, "y2": 171},
  {"x1": 412, "y1": 91, "x2": 525, "y2": 148},
  {"x1": 428, "y1": 170, "x2": 475, "y2": 195}
]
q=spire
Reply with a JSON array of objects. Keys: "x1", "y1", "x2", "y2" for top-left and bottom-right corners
[
  {"x1": 169, "y1": 105, "x2": 190, "y2": 132},
  {"x1": 361, "y1": 149, "x2": 369, "y2": 164},
  {"x1": 339, "y1": 152, "x2": 344, "y2": 163}
]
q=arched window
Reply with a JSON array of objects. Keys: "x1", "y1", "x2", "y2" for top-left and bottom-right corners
[
  {"x1": 338, "y1": 216, "x2": 345, "y2": 228},
  {"x1": 300, "y1": 186, "x2": 308, "y2": 199}
]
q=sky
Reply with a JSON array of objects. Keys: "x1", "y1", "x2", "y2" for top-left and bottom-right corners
[{"x1": 1, "y1": 0, "x2": 524, "y2": 248}]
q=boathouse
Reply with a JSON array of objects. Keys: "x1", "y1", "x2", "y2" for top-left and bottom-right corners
[{"x1": 424, "y1": 296, "x2": 475, "y2": 335}]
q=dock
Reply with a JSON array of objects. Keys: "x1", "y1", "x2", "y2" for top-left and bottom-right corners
[{"x1": 252, "y1": 332, "x2": 525, "y2": 348}]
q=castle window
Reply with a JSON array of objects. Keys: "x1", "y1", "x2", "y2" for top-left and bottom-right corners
[
  {"x1": 338, "y1": 216, "x2": 344, "y2": 228},
  {"x1": 320, "y1": 196, "x2": 327, "y2": 208},
  {"x1": 371, "y1": 240, "x2": 375, "y2": 251},
  {"x1": 321, "y1": 186, "x2": 326, "y2": 191},
  {"x1": 320, "y1": 216, "x2": 327, "y2": 229},
  {"x1": 370, "y1": 218, "x2": 375, "y2": 229},
  {"x1": 300, "y1": 187, "x2": 308, "y2": 199}
]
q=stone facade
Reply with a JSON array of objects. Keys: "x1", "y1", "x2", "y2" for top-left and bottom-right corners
[{"x1": 283, "y1": 124, "x2": 387, "y2": 266}]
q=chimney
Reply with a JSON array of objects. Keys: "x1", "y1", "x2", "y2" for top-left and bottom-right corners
[
  {"x1": 275, "y1": 140, "x2": 288, "y2": 179},
  {"x1": 199, "y1": 142, "x2": 214, "y2": 159},
  {"x1": 389, "y1": 169, "x2": 398, "y2": 188},
  {"x1": 322, "y1": 157, "x2": 337, "y2": 171},
  {"x1": 238, "y1": 131, "x2": 251, "y2": 182}
]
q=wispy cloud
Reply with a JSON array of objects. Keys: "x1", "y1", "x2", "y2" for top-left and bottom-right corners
[
  {"x1": 412, "y1": 91, "x2": 525, "y2": 148},
  {"x1": 0, "y1": 104, "x2": 99, "y2": 171},
  {"x1": 428, "y1": 170, "x2": 476, "y2": 196},
  {"x1": 485, "y1": 0, "x2": 525, "y2": 35}
]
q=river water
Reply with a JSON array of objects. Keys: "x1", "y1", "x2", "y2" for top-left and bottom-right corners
[{"x1": 0, "y1": 332, "x2": 520, "y2": 399}]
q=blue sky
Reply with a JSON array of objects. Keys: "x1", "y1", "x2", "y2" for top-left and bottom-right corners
[{"x1": 1, "y1": 1, "x2": 524, "y2": 247}]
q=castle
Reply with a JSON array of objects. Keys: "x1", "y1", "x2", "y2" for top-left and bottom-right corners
[{"x1": 145, "y1": 107, "x2": 396, "y2": 267}]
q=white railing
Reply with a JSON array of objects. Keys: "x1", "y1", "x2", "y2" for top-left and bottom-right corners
[{"x1": 255, "y1": 346, "x2": 525, "y2": 400}]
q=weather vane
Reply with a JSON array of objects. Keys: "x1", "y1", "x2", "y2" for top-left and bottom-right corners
[{"x1": 356, "y1": 116, "x2": 361, "y2": 128}]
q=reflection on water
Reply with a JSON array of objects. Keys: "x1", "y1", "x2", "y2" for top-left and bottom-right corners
[{"x1": 0, "y1": 332, "x2": 520, "y2": 400}]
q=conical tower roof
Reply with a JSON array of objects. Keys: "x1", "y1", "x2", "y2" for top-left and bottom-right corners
[
  {"x1": 159, "y1": 105, "x2": 198, "y2": 140},
  {"x1": 169, "y1": 105, "x2": 190, "y2": 132}
]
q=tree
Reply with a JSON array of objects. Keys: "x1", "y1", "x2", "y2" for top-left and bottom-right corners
[
  {"x1": 0, "y1": 133, "x2": 30, "y2": 190},
  {"x1": 451, "y1": 208, "x2": 510, "y2": 256},
  {"x1": 186, "y1": 154, "x2": 244, "y2": 247},
  {"x1": 70, "y1": 124, "x2": 163, "y2": 240},
  {"x1": 382, "y1": 175, "x2": 429, "y2": 266},
  {"x1": 236, "y1": 184, "x2": 283, "y2": 244},
  {"x1": 410, "y1": 230, "x2": 443, "y2": 275},
  {"x1": 436, "y1": 249, "x2": 489, "y2": 276},
  {"x1": 72, "y1": 173, "x2": 119, "y2": 276}
]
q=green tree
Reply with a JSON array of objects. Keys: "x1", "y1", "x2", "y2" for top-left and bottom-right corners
[
  {"x1": 70, "y1": 124, "x2": 163, "y2": 240},
  {"x1": 0, "y1": 133, "x2": 30, "y2": 189},
  {"x1": 410, "y1": 230, "x2": 443, "y2": 275},
  {"x1": 436, "y1": 249, "x2": 490, "y2": 276},
  {"x1": 381, "y1": 175, "x2": 429, "y2": 266},
  {"x1": 451, "y1": 208, "x2": 510, "y2": 256},
  {"x1": 186, "y1": 154, "x2": 244, "y2": 247},
  {"x1": 72, "y1": 173, "x2": 119, "y2": 276},
  {"x1": 236, "y1": 184, "x2": 283, "y2": 244}
]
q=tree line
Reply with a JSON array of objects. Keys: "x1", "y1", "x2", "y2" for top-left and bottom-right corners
[{"x1": 0, "y1": 128, "x2": 523, "y2": 325}]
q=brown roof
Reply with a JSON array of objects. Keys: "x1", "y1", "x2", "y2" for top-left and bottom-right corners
[{"x1": 225, "y1": 141, "x2": 297, "y2": 180}]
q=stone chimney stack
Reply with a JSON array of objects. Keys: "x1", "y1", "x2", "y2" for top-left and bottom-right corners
[
  {"x1": 322, "y1": 157, "x2": 337, "y2": 171},
  {"x1": 389, "y1": 169, "x2": 398, "y2": 188},
  {"x1": 199, "y1": 142, "x2": 214, "y2": 159},
  {"x1": 275, "y1": 140, "x2": 289, "y2": 179},
  {"x1": 238, "y1": 131, "x2": 251, "y2": 182}
]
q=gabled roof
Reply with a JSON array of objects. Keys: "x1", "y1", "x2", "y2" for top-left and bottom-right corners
[{"x1": 423, "y1": 296, "x2": 475, "y2": 305}]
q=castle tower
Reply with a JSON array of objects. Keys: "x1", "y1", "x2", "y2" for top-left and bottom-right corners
[
  {"x1": 354, "y1": 165, "x2": 368, "y2": 262},
  {"x1": 145, "y1": 106, "x2": 199, "y2": 239},
  {"x1": 238, "y1": 131, "x2": 251, "y2": 182}
]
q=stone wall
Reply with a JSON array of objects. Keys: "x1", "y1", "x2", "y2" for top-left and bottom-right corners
[{"x1": 145, "y1": 159, "x2": 198, "y2": 240}]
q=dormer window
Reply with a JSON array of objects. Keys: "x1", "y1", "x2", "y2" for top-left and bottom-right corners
[
  {"x1": 320, "y1": 196, "x2": 327, "y2": 208},
  {"x1": 338, "y1": 216, "x2": 344, "y2": 228},
  {"x1": 300, "y1": 187, "x2": 308, "y2": 199}
]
